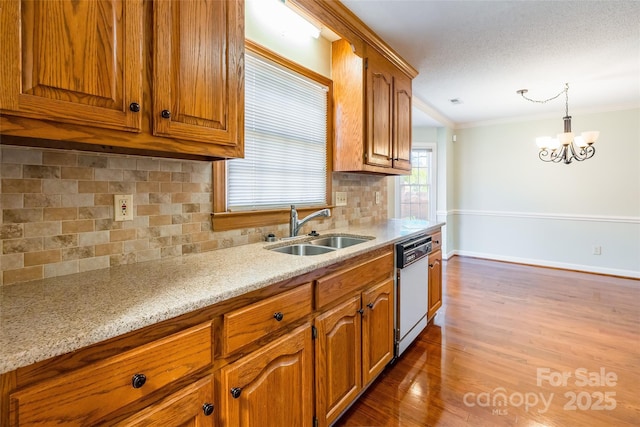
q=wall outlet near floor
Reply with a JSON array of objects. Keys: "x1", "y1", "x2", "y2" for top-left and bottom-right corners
[
  {"x1": 114, "y1": 194, "x2": 134, "y2": 221},
  {"x1": 335, "y1": 192, "x2": 348, "y2": 206},
  {"x1": 592, "y1": 245, "x2": 602, "y2": 255},
  {"x1": 375, "y1": 191, "x2": 381, "y2": 205}
]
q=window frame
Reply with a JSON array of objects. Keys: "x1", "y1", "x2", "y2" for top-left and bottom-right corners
[
  {"x1": 393, "y1": 142, "x2": 437, "y2": 221},
  {"x1": 212, "y1": 40, "x2": 333, "y2": 231}
]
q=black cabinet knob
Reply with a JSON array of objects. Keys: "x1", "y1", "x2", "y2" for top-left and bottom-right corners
[
  {"x1": 357, "y1": 308, "x2": 364, "y2": 315},
  {"x1": 161, "y1": 109, "x2": 171, "y2": 119},
  {"x1": 273, "y1": 312, "x2": 284, "y2": 322},
  {"x1": 202, "y1": 403, "x2": 214, "y2": 416},
  {"x1": 367, "y1": 302, "x2": 374, "y2": 309},
  {"x1": 131, "y1": 373, "x2": 146, "y2": 389},
  {"x1": 429, "y1": 264, "x2": 434, "y2": 268},
  {"x1": 129, "y1": 102, "x2": 140, "y2": 112},
  {"x1": 230, "y1": 387, "x2": 242, "y2": 399}
]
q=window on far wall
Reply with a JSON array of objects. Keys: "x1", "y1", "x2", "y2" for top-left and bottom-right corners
[
  {"x1": 212, "y1": 42, "x2": 332, "y2": 231},
  {"x1": 396, "y1": 147, "x2": 436, "y2": 221}
]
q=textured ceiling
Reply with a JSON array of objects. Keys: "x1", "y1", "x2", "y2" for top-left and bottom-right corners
[{"x1": 340, "y1": 0, "x2": 640, "y2": 127}]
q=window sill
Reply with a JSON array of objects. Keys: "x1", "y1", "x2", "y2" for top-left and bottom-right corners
[{"x1": 211, "y1": 205, "x2": 334, "y2": 232}]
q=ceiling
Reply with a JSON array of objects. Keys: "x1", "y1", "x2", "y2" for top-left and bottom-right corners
[{"x1": 340, "y1": 0, "x2": 640, "y2": 128}]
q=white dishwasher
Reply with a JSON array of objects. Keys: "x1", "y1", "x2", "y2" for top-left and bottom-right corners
[{"x1": 395, "y1": 234, "x2": 432, "y2": 357}]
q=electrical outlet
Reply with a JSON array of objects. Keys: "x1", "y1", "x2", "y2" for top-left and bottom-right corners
[
  {"x1": 114, "y1": 194, "x2": 134, "y2": 221},
  {"x1": 335, "y1": 192, "x2": 347, "y2": 206},
  {"x1": 375, "y1": 191, "x2": 381, "y2": 205},
  {"x1": 593, "y1": 245, "x2": 602, "y2": 255}
]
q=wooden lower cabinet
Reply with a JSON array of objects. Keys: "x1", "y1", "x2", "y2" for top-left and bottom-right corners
[
  {"x1": 427, "y1": 249, "x2": 443, "y2": 320},
  {"x1": 219, "y1": 324, "x2": 314, "y2": 427},
  {"x1": 315, "y1": 278, "x2": 394, "y2": 427},
  {"x1": 114, "y1": 376, "x2": 215, "y2": 427},
  {"x1": 8, "y1": 322, "x2": 213, "y2": 427},
  {"x1": 362, "y1": 278, "x2": 394, "y2": 384},
  {"x1": 315, "y1": 294, "x2": 362, "y2": 426},
  {"x1": 1, "y1": 247, "x2": 398, "y2": 427}
]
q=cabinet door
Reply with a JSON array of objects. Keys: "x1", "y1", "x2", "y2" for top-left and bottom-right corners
[
  {"x1": 362, "y1": 278, "x2": 394, "y2": 385},
  {"x1": 315, "y1": 294, "x2": 362, "y2": 427},
  {"x1": 393, "y1": 72, "x2": 412, "y2": 171},
  {"x1": 365, "y1": 50, "x2": 393, "y2": 168},
  {"x1": 114, "y1": 376, "x2": 215, "y2": 427},
  {"x1": 220, "y1": 324, "x2": 313, "y2": 427},
  {"x1": 0, "y1": 0, "x2": 143, "y2": 132},
  {"x1": 427, "y1": 250, "x2": 443, "y2": 320},
  {"x1": 153, "y1": 0, "x2": 244, "y2": 149}
]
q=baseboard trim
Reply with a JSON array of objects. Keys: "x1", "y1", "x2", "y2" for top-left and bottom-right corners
[{"x1": 447, "y1": 250, "x2": 640, "y2": 279}]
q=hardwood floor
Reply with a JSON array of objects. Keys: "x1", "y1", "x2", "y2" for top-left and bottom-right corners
[{"x1": 336, "y1": 256, "x2": 640, "y2": 427}]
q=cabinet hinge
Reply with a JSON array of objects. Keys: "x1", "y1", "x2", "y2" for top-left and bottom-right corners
[
  {"x1": 312, "y1": 325, "x2": 317, "y2": 340},
  {"x1": 313, "y1": 416, "x2": 319, "y2": 427},
  {"x1": 364, "y1": 58, "x2": 368, "y2": 69}
]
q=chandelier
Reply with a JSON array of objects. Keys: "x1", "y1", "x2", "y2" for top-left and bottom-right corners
[{"x1": 517, "y1": 83, "x2": 599, "y2": 164}]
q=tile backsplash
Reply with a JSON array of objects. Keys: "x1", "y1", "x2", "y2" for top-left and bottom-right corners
[{"x1": 1, "y1": 145, "x2": 388, "y2": 286}]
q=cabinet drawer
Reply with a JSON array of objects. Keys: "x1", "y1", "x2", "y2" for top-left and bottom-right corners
[
  {"x1": 316, "y1": 251, "x2": 393, "y2": 309},
  {"x1": 223, "y1": 283, "x2": 313, "y2": 355},
  {"x1": 114, "y1": 375, "x2": 215, "y2": 426},
  {"x1": 10, "y1": 322, "x2": 212, "y2": 427},
  {"x1": 431, "y1": 231, "x2": 442, "y2": 251}
]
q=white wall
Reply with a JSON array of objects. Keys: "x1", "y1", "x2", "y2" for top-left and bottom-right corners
[
  {"x1": 451, "y1": 107, "x2": 640, "y2": 277},
  {"x1": 245, "y1": 0, "x2": 332, "y2": 77}
]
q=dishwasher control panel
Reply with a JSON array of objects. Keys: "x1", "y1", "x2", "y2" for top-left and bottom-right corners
[{"x1": 396, "y1": 234, "x2": 432, "y2": 268}]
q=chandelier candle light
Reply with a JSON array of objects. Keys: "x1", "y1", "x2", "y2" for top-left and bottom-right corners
[{"x1": 517, "y1": 83, "x2": 599, "y2": 164}]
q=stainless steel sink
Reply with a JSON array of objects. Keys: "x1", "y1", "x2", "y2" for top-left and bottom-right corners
[
  {"x1": 267, "y1": 234, "x2": 373, "y2": 256},
  {"x1": 308, "y1": 236, "x2": 371, "y2": 249},
  {"x1": 269, "y1": 244, "x2": 336, "y2": 256}
]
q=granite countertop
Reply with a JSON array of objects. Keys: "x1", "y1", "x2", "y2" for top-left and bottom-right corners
[{"x1": 0, "y1": 219, "x2": 443, "y2": 374}]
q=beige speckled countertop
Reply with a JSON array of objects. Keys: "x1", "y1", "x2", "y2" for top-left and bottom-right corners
[{"x1": 0, "y1": 219, "x2": 443, "y2": 374}]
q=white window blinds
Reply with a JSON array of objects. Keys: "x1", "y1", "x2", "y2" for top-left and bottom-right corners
[{"x1": 227, "y1": 52, "x2": 328, "y2": 211}]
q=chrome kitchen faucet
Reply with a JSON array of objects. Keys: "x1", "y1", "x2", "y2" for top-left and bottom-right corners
[{"x1": 289, "y1": 205, "x2": 331, "y2": 237}]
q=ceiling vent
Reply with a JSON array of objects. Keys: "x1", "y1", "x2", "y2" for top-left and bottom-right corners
[{"x1": 449, "y1": 98, "x2": 463, "y2": 105}]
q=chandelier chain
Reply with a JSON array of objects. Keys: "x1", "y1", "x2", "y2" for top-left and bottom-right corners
[{"x1": 518, "y1": 83, "x2": 570, "y2": 117}]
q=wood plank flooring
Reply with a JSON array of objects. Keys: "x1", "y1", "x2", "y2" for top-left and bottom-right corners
[{"x1": 336, "y1": 256, "x2": 640, "y2": 426}]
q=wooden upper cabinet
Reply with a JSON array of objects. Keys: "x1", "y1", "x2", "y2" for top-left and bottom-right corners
[
  {"x1": 393, "y1": 71, "x2": 412, "y2": 172},
  {"x1": 365, "y1": 52, "x2": 393, "y2": 168},
  {"x1": 0, "y1": 0, "x2": 143, "y2": 132},
  {"x1": 153, "y1": 0, "x2": 243, "y2": 146},
  {"x1": 332, "y1": 39, "x2": 414, "y2": 175},
  {"x1": 0, "y1": 0, "x2": 244, "y2": 160}
]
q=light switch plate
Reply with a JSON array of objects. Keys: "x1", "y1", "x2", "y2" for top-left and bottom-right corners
[
  {"x1": 114, "y1": 194, "x2": 134, "y2": 221},
  {"x1": 335, "y1": 192, "x2": 347, "y2": 206}
]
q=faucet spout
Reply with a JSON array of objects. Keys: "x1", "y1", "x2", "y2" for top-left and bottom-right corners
[{"x1": 289, "y1": 205, "x2": 331, "y2": 237}]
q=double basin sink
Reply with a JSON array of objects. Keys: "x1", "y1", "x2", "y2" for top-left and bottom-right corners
[{"x1": 268, "y1": 235, "x2": 373, "y2": 256}]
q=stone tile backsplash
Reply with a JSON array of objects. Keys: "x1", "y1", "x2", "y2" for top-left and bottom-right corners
[{"x1": 1, "y1": 145, "x2": 388, "y2": 286}]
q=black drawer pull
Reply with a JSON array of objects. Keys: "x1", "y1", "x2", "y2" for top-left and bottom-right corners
[
  {"x1": 367, "y1": 302, "x2": 374, "y2": 309},
  {"x1": 131, "y1": 373, "x2": 146, "y2": 389},
  {"x1": 230, "y1": 387, "x2": 242, "y2": 399},
  {"x1": 273, "y1": 312, "x2": 284, "y2": 321},
  {"x1": 203, "y1": 403, "x2": 214, "y2": 416}
]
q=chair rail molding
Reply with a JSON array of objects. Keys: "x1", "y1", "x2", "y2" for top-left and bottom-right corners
[{"x1": 450, "y1": 209, "x2": 640, "y2": 224}]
